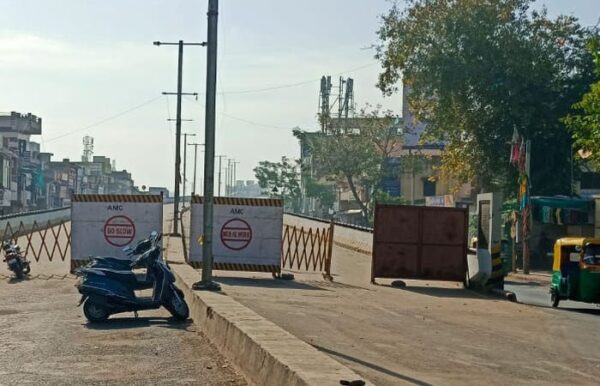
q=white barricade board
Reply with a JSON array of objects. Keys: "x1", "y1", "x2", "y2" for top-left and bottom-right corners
[
  {"x1": 189, "y1": 197, "x2": 283, "y2": 273},
  {"x1": 71, "y1": 194, "x2": 163, "y2": 267}
]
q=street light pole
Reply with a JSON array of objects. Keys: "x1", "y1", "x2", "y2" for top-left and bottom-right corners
[
  {"x1": 194, "y1": 0, "x2": 220, "y2": 291},
  {"x1": 154, "y1": 39, "x2": 205, "y2": 236}
]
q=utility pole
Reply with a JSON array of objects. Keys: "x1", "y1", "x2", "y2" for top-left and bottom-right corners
[
  {"x1": 409, "y1": 149, "x2": 415, "y2": 205},
  {"x1": 523, "y1": 140, "x2": 531, "y2": 274},
  {"x1": 232, "y1": 161, "x2": 240, "y2": 196},
  {"x1": 224, "y1": 161, "x2": 229, "y2": 196},
  {"x1": 188, "y1": 143, "x2": 205, "y2": 196},
  {"x1": 216, "y1": 155, "x2": 226, "y2": 196},
  {"x1": 226, "y1": 159, "x2": 233, "y2": 196},
  {"x1": 154, "y1": 39, "x2": 205, "y2": 236},
  {"x1": 193, "y1": 0, "x2": 220, "y2": 291},
  {"x1": 181, "y1": 132, "x2": 196, "y2": 205}
]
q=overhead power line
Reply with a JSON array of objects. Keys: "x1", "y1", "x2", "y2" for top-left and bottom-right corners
[
  {"x1": 219, "y1": 62, "x2": 377, "y2": 95},
  {"x1": 183, "y1": 96, "x2": 308, "y2": 131},
  {"x1": 45, "y1": 95, "x2": 163, "y2": 143}
]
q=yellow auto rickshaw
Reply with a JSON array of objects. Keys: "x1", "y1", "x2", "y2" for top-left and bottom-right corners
[{"x1": 550, "y1": 237, "x2": 600, "y2": 307}]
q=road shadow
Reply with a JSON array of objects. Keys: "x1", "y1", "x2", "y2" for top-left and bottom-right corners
[
  {"x1": 556, "y1": 307, "x2": 600, "y2": 316},
  {"x1": 6, "y1": 275, "x2": 31, "y2": 284},
  {"x1": 312, "y1": 344, "x2": 433, "y2": 386},
  {"x1": 386, "y1": 284, "x2": 484, "y2": 299},
  {"x1": 504, "y1": 280, "x2": 543, "y2": 287},
  {"x1": 215, "y1": 276, "x2": 324, "y2": 291},
  {"x1": 529, "y1": 304, "x2": 600, "y2": 316},
  {"x1": 84, "y1": 317, "x2": 194, "y2": 330}
]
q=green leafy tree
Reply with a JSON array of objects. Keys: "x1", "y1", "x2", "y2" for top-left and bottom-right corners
[
  {"x1": 564, "y1": 36, "x2": 600, "y2": 167},
  {"x1": 303, "y1": 176, "x2": 336, "y2": 212},
  {"x1": 253, "y1": 156, "x2": 301, "y2": 211},
  {"x1": 296, "y1": 105, "x2": 401, "y2": 224},
  {"x1": 376, "y1": 0, "x2": 596, "y2": 195}
]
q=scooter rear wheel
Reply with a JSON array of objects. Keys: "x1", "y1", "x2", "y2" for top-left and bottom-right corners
[
  {"x1": 84, "y1": 300, "x2": 109, "y2": 323},
  {"x1": 14, "y1": 261, "x2": 24, "y2": 280}
]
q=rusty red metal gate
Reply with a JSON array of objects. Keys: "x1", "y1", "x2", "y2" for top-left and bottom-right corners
[{"x1": 371, "y1": 204, "x2": 468, "y2": 283}]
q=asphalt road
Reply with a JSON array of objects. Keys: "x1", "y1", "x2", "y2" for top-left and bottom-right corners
[
  {"x1": 0, "y1": 272, "x2": 247, "y2": 385},
  {"x1": 506, "y1": 280, "x2": 600, "y2": 311}
]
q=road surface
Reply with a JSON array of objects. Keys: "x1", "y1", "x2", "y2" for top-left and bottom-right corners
[
  {"x1": 0, "y1": 214, "x2": 246, "y2": 386},
  {"x1": 506, "y1": 280, "x2": 600, "y2": 311},
  {"x1": 0, "y1": 277, "x2": 247, "y2": 386},
  {"x1": 173, "y1": 209, "x2": 600, "y2": 386}
]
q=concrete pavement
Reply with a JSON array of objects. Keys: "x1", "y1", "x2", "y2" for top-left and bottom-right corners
[{"x1": 0, "y1": 278, "x2": 247, "y2": 385}]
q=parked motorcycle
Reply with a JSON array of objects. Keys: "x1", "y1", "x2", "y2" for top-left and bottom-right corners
[
  {"x1": 76, "y1": 232, "x2": 189, "y2": 323},
  {"x1": 2, "y1": 241, "x2": 30, "y2": 279}
]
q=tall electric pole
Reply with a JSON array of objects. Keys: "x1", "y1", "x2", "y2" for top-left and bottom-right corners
[
  {"x1": 181, "y1": 132, "x2": 196, "y2": 206},
  {"x1": 154, "y1": 39, "x2": 205, "y2": 236},
  {"x1": 216, "y1": 155, "x2": 226, "y2": 196},
  {"x1": 194, "y1": 0, "x2": 220, "y2": 291},
  {"x1": 188, "y1": 143, "x2": 204, "y2": 196}
]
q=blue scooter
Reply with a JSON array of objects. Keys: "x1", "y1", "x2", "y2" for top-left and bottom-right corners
[
  {"x1": 76, "y1": 233, "x2": 189, "y2": 323},
  {"x1": 77, "y1": 233, "x2": 157, "y2": 290}
]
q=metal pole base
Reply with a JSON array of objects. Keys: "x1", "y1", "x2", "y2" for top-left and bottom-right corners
[{"x1": 192, "y1": 280, "x2": 221, "y2": 291}]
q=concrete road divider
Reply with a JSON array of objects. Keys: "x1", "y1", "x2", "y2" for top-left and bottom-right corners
[
  {"x1": 0, "y1": 207, "x2": 70, "y2": 238},
  {"x1": 171, "y1": 263, "x2": 373, "y2": 386}
]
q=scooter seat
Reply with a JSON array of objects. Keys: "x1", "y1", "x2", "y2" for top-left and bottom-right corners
[
  {"x1": 86, "y1": 267, "x2": 137, "y2": 280},
  {"x1": 92, "y1": 257, "x2": 132, "y2": 270}
]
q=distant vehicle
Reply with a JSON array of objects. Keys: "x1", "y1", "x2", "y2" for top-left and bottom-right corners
[
  {"x1": 2, "y1": 240, "x2": 31, "y2": 279},
  {"x1": 550, "y1": 238, "x2": 600, "y2": 308},
  {"x1": 75, "y1": 232, "x2": 189, "y2": 323}
]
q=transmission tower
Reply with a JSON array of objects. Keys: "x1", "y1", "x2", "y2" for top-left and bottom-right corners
[
  {"x1": 82, "y1": 136, "x2": 94, "y2": 162},
  {"x1": 319, "y1": 76, "x2": 332, "y2": 132},
  {"x1": 318, "y1": 76, "x2": 354, "y2": 133}
]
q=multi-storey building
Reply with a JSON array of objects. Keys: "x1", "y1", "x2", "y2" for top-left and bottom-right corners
[{"x1": 0, "y1": 111, "x2": 138, "y2": 213}]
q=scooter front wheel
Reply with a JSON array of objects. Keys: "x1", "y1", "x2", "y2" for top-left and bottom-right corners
[
  {"x1": 83, "y1": 300, "x2": 109, "y2": 323},
  {"x1": 165, "y1": 293, "x2": 189, "y2": 321}
]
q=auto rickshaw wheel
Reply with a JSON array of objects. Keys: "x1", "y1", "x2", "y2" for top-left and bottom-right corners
[{"x1": 551, "y1": 292, "x2": 560, "y2": 308}]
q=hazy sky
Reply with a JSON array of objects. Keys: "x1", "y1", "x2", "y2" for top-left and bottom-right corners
[{"x1": 1, "y1": 1, "x2": 598, "y2": 191}]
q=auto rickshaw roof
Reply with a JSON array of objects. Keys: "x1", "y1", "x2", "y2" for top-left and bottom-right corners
[{"x1": 555, "y1": 237, "x2": 600, "y2": 247}]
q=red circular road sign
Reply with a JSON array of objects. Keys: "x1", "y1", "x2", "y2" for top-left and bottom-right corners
[
  {"x1": 220, "y1": 218, "x2": 252, "y2": 251},
  {"x1": 104, "y1": 215, "x2": 136, "y2": 247}
]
